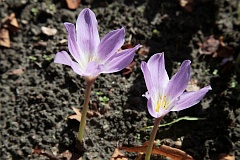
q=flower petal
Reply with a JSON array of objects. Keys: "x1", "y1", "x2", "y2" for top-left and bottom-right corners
[
  {"x1": 54, "y1": 51, "x2": 72, "y2": 66},
  {"x1": 171, "y1": 86, "x2": 212, "y2": 111},
  {"x1": 159, "y1": 107, "x2": 171, "y2": 117},
  {"x1": 165, "y1": 60, "x2": 191, "y2": 103},
  {"x1": 147, "y1": 53, "x2": 169, "y2": 92},
  {"x1": 102, "y1": 44, "x2": 140, "y2": 73},
  {"x1": 54, "y1": 51, "x2": 84, "y2": 76},
  {"x1": 64, "y1": 22, "x2": 82, "y2": 64},
  {"x1": 70, "y1": 61, "x2": 85, "y2": 76},
  {"x1": 76, "y1": 8, "x2": 100, "y2": 56},
  {"x1": 84, "y1": 61, "x2": 104, "y2": 77},
  {"x1": 141, "y1": 62, "x2": 153, "y2": 96},
  {"x1": 147, "y1": 98, "x2": 162, "y2": 118},
  {"x1": 98, "y1": 27, "x2": 125, "y2": 62}
]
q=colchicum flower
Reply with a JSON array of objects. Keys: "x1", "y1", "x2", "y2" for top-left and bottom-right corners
[
  {"x1": 54, "y1": 8, "x2": 139, "y2": 79},
  {"x1": 54, "y1": 8, "x2": 139, "y2": 143},
  {"x1": 141, "y1": 53, "x2": 212, "y2": 118}
]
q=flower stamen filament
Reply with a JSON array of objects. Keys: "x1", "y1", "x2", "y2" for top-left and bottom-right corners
[{"x1": 155, "y1": 95, "x2": 169, "y2": 112}]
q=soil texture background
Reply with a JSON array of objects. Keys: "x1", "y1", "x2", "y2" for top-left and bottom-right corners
[{"x1": 0, "y1": 0, "x2": 240, "y2": 159}]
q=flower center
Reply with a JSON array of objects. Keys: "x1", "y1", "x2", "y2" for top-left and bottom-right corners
[
  {"x1": 155, "y1": 95, "x2": 169, "y2": 112},
  {"x1": 88, "y1": 55, "x2": 97, "y2": 62}
]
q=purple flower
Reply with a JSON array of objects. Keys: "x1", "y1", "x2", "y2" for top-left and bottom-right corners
[
  {"x1": 141, "y1": 53, "x2": 212, "y2": 118},
  {"x1": 54, "y1": 8, "x2": 139, "y2": 79}
]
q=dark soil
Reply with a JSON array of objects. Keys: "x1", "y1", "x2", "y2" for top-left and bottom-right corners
[{"x1": 1, "y1": 0, "x2": 240, "y2": 160}]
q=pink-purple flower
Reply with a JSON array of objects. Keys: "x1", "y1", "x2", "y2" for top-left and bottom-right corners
[
  {"x1": 54, "y1": 8, "x2": 139, "y2": 79},
  {"x1": 141, "y1": 53, "x2": 212, "y2": 118}
]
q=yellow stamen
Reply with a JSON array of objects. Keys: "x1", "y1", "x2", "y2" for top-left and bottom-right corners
[{"x1": 155, "y1": 95, "x2": 169, "y2": 112}]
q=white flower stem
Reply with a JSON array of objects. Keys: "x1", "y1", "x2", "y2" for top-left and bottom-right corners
[
  {"x1": 145, "y1": 116, "x2": 163, "y2": 160},
  {"x1": 77, "y1": 77, "x2": 95, "y2": 143}
]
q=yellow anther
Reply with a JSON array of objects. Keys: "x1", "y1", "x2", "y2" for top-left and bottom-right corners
[{"x1": 155, "y1": 95, "x2": 168, "y2": 112}]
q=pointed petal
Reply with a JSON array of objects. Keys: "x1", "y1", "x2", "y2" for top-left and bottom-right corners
[
  {"x1": 171, "y1": 86, "x2": 212, "y2": 111},
  {"x1": 70, "y1": 61, "x2": 85, "y2": 76},
  {"x1": 102, "y1": 44, "x2": 140, "y2": 73},
  {"x1": 147, "y1": 53, "x2": 169, "y2": 92},
  {"x1": 54, "y1": 51, "x2": 84, "y2": 76},
  {"x1": 141, "y1": 61, "x2": 153, "y2": 96},
  {"x1": 64, "y1": 22, "x2": 82, "y2": 63},
  {"x1": 165, "y1": 60, "x2": 191, "y2": 102},
  {"x1": 147, "y1": 98, "x2": 162, "y2": 118},
  {"x1": 76, "y1": 8, "x2": 100, "y2": 56},
  {"x1": 54, "y1": 51, "x2": 72, "y2": 66},
  {"x1": 98, "y1": 27, "x2": 125, "y2": 62}
]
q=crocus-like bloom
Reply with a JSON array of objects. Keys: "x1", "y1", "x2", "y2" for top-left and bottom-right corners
[
  {"x1": 54, "y1": 8, "x2": 139, "y2": 79},
  {"x1": 141, "y1": 53, "x2": 212, "y2": 118}
]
